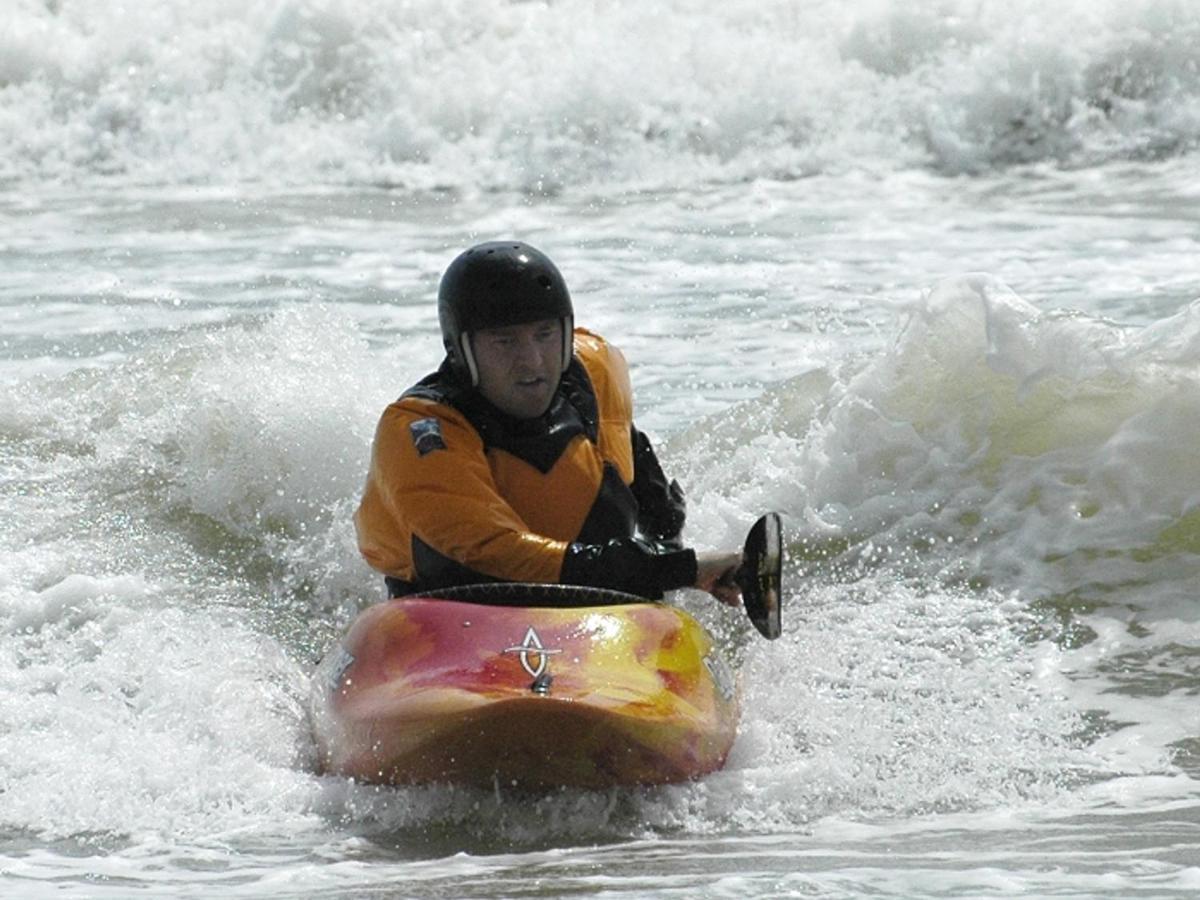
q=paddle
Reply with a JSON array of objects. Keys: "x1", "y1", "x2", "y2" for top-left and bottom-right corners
[{"x1": 734, "y1": 513, "x2": 784, "y2": 639}]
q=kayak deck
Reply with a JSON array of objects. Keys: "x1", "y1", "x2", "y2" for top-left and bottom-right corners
[{"x1": 310, "y1": 592, "x2": 740, "y2": 789}]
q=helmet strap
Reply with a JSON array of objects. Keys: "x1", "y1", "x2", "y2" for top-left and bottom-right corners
[
  {"x1": 560, "y1": 315, "x2": 574, "y2": 374},
  {"x1": 459, "y1": 333, "x2": 480, "y2": 386}
]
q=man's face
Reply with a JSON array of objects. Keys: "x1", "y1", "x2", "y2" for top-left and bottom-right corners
[{"x1": 471, "y1": 318, "x2": 564, "y2": 419}]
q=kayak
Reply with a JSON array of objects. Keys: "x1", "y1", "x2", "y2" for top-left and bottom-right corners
[
  {"x1": 309, "y1": 583, "x2": 741, "y2": 790},
  {"x1": 310, "y1": 515, "x2": 784, "y2": 789}
]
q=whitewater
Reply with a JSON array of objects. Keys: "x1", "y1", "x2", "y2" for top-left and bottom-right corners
[{"x1": 2, "y1": 0, "x2": 1200, "y2": 896}]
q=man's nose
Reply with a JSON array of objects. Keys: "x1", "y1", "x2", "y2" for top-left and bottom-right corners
[{"x1": 512, "y1": 335, "x2": 542, "y2": 365}]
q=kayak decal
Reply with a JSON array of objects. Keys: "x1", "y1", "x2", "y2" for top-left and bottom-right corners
[
  {"x1": 703, "y1": 653, "x2": 735, "y2": 702},
  {"x1": 503, "y1": 627, "x2": 562, "y2": 679}
]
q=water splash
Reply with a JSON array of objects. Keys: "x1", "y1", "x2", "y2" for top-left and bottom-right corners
[{"x1": 676, "y1": 274, "x2": 1200, "y2": 615}]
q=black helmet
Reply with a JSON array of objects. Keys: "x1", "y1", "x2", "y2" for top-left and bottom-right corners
[{"x1": 437, "y1": 241, "x2": 574, "y2": 385}]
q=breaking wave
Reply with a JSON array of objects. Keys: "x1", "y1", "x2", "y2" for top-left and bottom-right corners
[{"x1": 2, "y1": 0, "x2": 1199, "y2": 191}]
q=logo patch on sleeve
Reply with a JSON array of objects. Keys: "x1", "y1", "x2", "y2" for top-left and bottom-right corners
[{"x1": 409, "y1": 417, "x2": 447, "y2": 456}]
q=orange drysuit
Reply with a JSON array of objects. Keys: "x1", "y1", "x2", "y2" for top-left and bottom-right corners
[{"x1": 355, "y1": 329, "x2": 696, "y2": 598}]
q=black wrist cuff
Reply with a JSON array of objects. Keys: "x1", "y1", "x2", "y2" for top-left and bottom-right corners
[{"x1": 657, "y1": 548, "x2": 698, "y2": 593}]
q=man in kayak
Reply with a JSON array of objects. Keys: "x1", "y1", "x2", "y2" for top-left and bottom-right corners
[{"x1": 354, "y1": 240, "x2": 743, "y2": 605}]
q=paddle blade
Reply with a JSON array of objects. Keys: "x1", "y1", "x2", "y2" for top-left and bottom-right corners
[{"x1": 736, "y1": 513, "x2": 784, "y2": 640}]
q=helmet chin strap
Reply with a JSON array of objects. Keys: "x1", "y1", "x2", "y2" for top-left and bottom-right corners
[
  {"x1": 560, "y1": 315, "x2": 574, "y2": 374},
  {"x1": 459, "y1": 333, "x2": 480, "y2": 386}
]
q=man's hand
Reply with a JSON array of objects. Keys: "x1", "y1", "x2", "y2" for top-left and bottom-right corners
[{"x1": 694, "y1": 550, "x2": 743, "y2": 607}]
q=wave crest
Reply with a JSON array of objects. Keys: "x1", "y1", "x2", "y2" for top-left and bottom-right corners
[{"x1": 2, "y1": 0, "x2": 1198, "y2": 189}]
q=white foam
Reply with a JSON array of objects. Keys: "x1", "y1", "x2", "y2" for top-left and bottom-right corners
[
  {"x1": 0, "y1": 580, "x2": 317, "y2": 843},
  {"x1": 6, "y1": 573, "x2": 151, "y2": 632},
  {"x1": 2, "y1": 0, "x2": 1198, "y2": 189}
]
